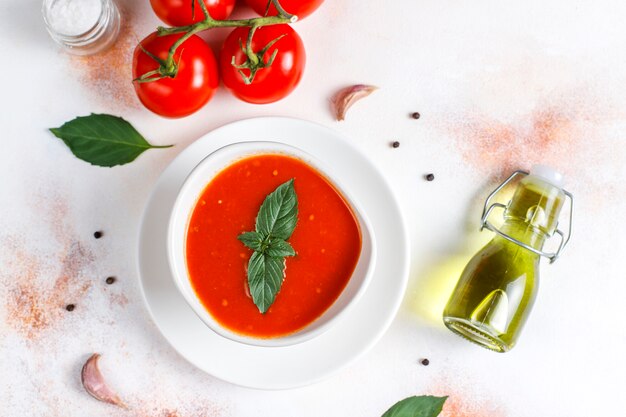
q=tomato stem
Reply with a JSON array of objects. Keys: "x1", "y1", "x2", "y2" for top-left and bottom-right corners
[
  {"x1": 139, "y1": 0, "x2": 296, "y2": 83},
  {"x1": 232, "y1": 32, "x2": 286, "y2": 84},
  {"x1": 196, "y1": 0, "x2": 210, "y2": 20},
  {"x1": 268, "y1": 0, "x2": 292, "y2": 19},
  {"x1": 244, "y1": 26, "x2": 260, "y2": 66}
]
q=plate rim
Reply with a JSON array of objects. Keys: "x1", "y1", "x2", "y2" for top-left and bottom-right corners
[{"x1": 136, "y1": 116, "x2": 410, "y2": 390}]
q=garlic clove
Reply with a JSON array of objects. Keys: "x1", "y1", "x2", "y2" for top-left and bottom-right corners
[
  {"x1": 81, "y1": 353, "x2": 127, "y2": 408},
  {"x1": 331, "y1": 84, "x2": 378, "y2": 121}
]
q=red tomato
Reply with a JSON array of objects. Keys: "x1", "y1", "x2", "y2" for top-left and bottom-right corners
[
  {"x1": 244, "y1": 0, "x2": 324, "y2": 20},
  {"x1": 150, "y1": 0, "x2": 236, "y2": 26},
  {"x1": 220, "y1": 25, "x2": 305, "y2": 104},
  {"x1": 132, "y1": 32, "x2": 218, "y2": 118}
]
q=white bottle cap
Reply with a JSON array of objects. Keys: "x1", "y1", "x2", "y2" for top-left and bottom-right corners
[{"x1": 529, "y1": 164, "x2": 565, "y2": 188}]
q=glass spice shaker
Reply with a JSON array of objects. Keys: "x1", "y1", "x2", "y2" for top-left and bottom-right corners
[
  {"x1": 42, "y1": 0, "x2": 121, "y2": 56},
  {"x1": 443, "y1": 165, "x2": 573, "y2": 352}
]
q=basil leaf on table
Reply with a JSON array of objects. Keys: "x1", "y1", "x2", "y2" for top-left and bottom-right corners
[
  {"x1": 255, "y1": 179, "x2": 298, "y2": 240},
  {"x1": 49, "y1": 113, "x2": 172, "y2": 167},
  {"x1": 382, "y1": 396, "x2": 448, "y2": 417},
  {"x1": 247, "y1": 252, "x2": 286, "y2": 314},
  {"x1": 238, "y1": 179, "x2": 299, "y2": 313}
]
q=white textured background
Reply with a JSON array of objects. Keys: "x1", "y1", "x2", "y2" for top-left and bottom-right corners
[{"x1": 1, "y1": 0, "x2": 625, "y2": 416}]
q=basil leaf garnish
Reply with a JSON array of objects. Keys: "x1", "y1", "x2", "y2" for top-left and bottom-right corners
[
  {"x1": 255, "y1": 179, "x2": 298, "y2": 240},
  {"x1": 382, "y1": 396, "x2": 448, "y2": 417},
  {"x1": 237, "y1": 231, "x2": 264, "y2": 252},
  {"x1": 266, "y1": 238, "x2": 295, "y2": 257},
  {"x1": 49, "y1": 114, "x2": 172, "y2": 167},
  {"x1": 247, "y1": 252, "x2": 286, "y2": 314},
  {"x1": 239, "y1": 179, "x2": 298, "y2": 313}
]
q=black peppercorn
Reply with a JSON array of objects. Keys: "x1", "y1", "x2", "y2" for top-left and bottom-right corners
[
  {"x1": 105, "y1": 276, "x2": 116, "y2": 285},
  {"x1": 411, "y1": 112, "x2": 421, "y2": 120},
  {"x1": 425, "y1": 173, "x2": 435, "y2": 181},
  {"x1": 65, "y1": 304, "x2": 75, "y2": 312},
  {"x1": 421, "y1": 358, "x2": 430, "y2": 366},
  {"x1": 392, "y1": 141, "x2": 400, "y2": 148},
  {"x1": 94, "y1": 231, "x2": 103, "y2": 239}
]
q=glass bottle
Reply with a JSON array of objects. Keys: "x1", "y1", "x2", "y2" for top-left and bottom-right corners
[{"x1": 443, "y1": 165, "x2": 573, "y2": 352}]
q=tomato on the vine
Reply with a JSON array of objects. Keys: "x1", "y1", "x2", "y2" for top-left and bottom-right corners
[
  {"x1": 132, "y1": 32, "x2": 218, "y2": 118},
  {"x1": 220, "y1": 25, "x2": 305, "y2": 104},
  {"x1": 244, "y1": 0, "x2": 324, "y2": 20},
  {"x1": 150, "y1": 0, "x2": 236, "y2": 26}
]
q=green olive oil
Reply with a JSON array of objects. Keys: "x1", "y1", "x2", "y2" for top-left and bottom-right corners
[{"x1": 443, "y1": 168, "x2": 567, "y2": 352}]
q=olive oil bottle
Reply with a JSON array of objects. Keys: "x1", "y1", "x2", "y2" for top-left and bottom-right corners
[{"x1": 443, "y1": 166, "x2": 573, "y2": 352}]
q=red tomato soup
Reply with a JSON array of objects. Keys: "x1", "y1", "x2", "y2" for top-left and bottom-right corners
[{"x1": 186, "y1": 154, "x2": 362, "y2": 338}]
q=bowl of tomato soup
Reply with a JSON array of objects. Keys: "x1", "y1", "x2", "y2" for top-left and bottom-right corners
[{"x1": 168, "y1": 141, "x2": 375, "y2": 347}]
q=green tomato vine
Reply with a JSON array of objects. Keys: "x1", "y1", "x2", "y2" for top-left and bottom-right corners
[{"x1": 134, "y1": 0, "x2": 296, "y2": 84}]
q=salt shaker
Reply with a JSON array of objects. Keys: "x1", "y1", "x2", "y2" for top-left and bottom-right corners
[{"x1": 42, "y1": 0, "x2": 121, "y2": 55}]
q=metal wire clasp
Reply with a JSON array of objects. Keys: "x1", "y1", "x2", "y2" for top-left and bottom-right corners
[{"x1": 480, "y1": 170, "x2": 573, "y2": 263}]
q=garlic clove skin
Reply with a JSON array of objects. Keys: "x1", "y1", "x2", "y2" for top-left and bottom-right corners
[
  {"x1": 331, "y1": 85, "x2": 378, "y2": 121},
  {"x1": 81, "y1": 353, "x2": 127, "y2": 409}
]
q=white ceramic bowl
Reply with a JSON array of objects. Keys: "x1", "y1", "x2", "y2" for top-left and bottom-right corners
[{"x1": 167, "y1": 141, "x2": 376, "y2": 347}]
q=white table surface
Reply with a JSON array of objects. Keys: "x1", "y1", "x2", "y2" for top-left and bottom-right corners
[{"x1": 1, "y1": 0, "x2": 625, "y2": 416}]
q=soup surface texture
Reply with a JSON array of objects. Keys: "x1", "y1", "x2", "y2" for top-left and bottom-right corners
[{"x1": 186, "y1": 153, "x2": 362, "y2": 338}]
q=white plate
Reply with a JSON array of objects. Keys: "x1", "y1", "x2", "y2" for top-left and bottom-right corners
[{"x1": 137, "y1": 117, "x2": 409, "y2": 390}]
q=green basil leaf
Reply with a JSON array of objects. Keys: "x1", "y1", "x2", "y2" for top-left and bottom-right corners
[
  {"x1": 238, "y1": 231, "x2": 264, "y2": 251},
  {"x1": 382, "y1": 396, "x2": 447, "y2": 417},
  {"x1": 266, "y1": 238, "x2": 295, "y2": 257},
  {"x1": 49, "y1": 113, "x2": 172, "y2": 167},
  {"x1": 247, "y1": 251, "x2": 285, "y2": 314},
  {"x1": 238, "y1": 180, "x2": 298, "y2": 313},
  {"x1": 255, "y1": 179, "x2": 298, "y2": 240}
]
